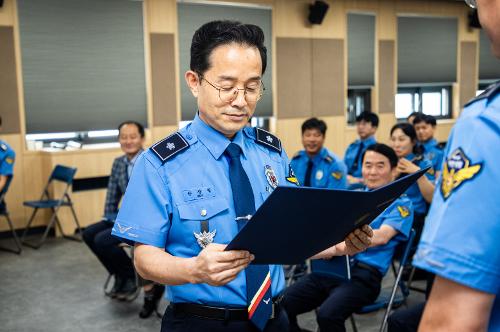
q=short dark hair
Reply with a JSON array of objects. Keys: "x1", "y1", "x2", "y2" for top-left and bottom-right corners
[
  {"x1": 363, "y1": 143, "x2": 399, "y2": 169},
  {"x1": 407, "y1": 112, "x2": 420, "y2": 121},
  {"x1": 118, "y1": 121, "x2": 145, "y2": 138},
  {"x1": 355, "y1": 111, "x2": 379, "y2": 127},
  {"x1": 190, "y1": 20, "x2": 267, "y2": 76},
  {"x1": 301, "y1": 117, "x2": 327, "y2": 136},
  {"x1": 413, "y1": 114, "x2": 437, "y2": 126},
  {"x1": 390, "y1": 123, "x2": 423, "y2": 155}
]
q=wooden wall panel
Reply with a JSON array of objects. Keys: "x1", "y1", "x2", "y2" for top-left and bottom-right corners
[
  {"x1": 0, "y1": 26, "x2": 20, "y2": 134},
  {"x1": 378, "y1": 40, "x2": 395, "y2": 114},
  {"x1": 459, "y1": 41, "x2": 477, "y2": 109},
  {"x1": 312, "y1": 39, "x2": 344, "y2": 117},
  {"x1": 150, "y1": 33, "x2": 178, "y2": 126},
  {"x1": 276, "y1": 37, "x2": 312, "y2": 118}
]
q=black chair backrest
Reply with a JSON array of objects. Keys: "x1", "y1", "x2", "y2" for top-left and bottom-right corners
[{"x1": 49, "y1": 165, "x2": 77, "y2": 184}]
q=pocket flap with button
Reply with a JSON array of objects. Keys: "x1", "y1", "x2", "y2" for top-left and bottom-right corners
[{"x1": 177, "y1": 197, "x2": 229, "y2": 220}]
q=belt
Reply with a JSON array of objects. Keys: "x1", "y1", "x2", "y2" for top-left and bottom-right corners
[
  {"x1": 355, "y1": 262, "x2": 382, "y2": 277},
  {"x1": 170, "y1": 295, "x2": 283, "y2": 321}
]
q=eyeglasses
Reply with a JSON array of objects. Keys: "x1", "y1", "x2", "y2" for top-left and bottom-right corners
[
  {"x1": 465, "y1": 0, "x2": 476, "y2": 8},
  {"x1": 200, "y1": 76, "x2": 265, "y2": 104}
]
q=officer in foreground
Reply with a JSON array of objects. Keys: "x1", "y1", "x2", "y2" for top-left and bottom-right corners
[
  {"x1": 112, "y1": 20, "x2": 372, "y2": 332},
  {"x1": 414, "y1": 0, "x2": 500, "y2": 330}
]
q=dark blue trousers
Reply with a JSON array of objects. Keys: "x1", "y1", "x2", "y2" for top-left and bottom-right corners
[
  {"x1": 82, "y1": 220, "x2": 134, "y2": 279},
  {"x1": 160, "y1": 305, "x2": 289, "y2": 332},
  {"x1": 283, "y1": 265, "x2": 381, "y2": 332}
]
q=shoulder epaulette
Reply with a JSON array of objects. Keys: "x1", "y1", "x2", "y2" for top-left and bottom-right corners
[
  {"x1": 324, "y1": 155, "x2": 334, "y2": 163},
  {"x1": 0, "y1": 143, "x2": 6, "y2": 152},
  {"x1": 292, "y1": 152, "x2": 301, "y2": 160},
  {"x1": 464, "y1": 80, "x2": 500, "y2": 107},
  {"x1": 150, "y1": 132, "x2": 190, "y2": 162},
  {"x1": 254, "y1": 128, "x2": 282, "y2": 153}
]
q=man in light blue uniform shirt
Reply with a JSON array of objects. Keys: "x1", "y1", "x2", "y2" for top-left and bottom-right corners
[
  {"x1": 0, "y1": 132, "x2": 15, "y2": 212},
  {"x1": 414, "y1": 1, "x2": 500, "y2": 330},
  {"x1": 344, "y1": 111, "x2": 378, "y2": 187},
  {"x1": 291, "y1": 117, "x2": 347, "y2": 189},
  {"x1": 284, "y1": 144, "x2": 413, "y2": 332},
  {"x1": 111, "y1": 21, "x2": 372, "y2": 332},
  {"x1": 413, "y1": 114, "x2": 444, "y2": 178}
]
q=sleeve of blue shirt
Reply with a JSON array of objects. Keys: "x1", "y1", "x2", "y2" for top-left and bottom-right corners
[
  {"x1": 414, "y1": 100, "x2": 500, "y2": 295},
  {"x1": 112, "y1": 152, "x2": 172, "y2": 248},
  {"x1": 325, "y1": 159, "x2": 348, "y2": 189},
  {"x1": 381, "y1": 197, "x2": 413, "y2": 240},
  {"x1": 0, "y1": 149, "x2": 15, "y2": 176}
]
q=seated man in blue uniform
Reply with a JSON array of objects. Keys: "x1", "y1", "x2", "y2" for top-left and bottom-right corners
[
  {"x1": 0, "y1": 117, "x2": 16, "y2": 212},
  {"x1": 83, "y1": 121, "x2": 164, "y2": 314},
  {"x1": 111, "y1": 20, "x2": 372, "y2": 332},
  {"x1": 413, "y1": 114, "x2": 444, "y2": 179},
  {"x1": 343, "y1": 111, "x2": 378, "y2": 187},
  {"x1": 414, "y1": 0, "x2": 500, "y2": 331},
  {"x1": 291, "y1": 117, "x2": 347, "y2": 190},
  {"x1": 283, "y1": 143, "x2": 414, "y2": 332}
]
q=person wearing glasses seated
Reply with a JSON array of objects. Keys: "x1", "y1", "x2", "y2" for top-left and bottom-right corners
[{"x1": 283, "y1": 143, "x2": 414, "y2": 332}]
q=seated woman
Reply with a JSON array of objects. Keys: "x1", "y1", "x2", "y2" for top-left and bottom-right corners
[
  {"x1": 82, "y1": 121, "x2": 164, "y2": 318},
  {"x1": 389, "y1": 123, "x2": 435, "y2": 238},
  {"x1": 283, "y1": 143, "x2": 414, "y2": 332}
]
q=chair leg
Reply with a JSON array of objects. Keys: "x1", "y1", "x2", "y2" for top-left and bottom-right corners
[
  {"x1": 0, "y1": 214, "x2": 22, "y2": 254},
  {"x1": 68, "y1": 204, "x2": 83, "y2": 241},
  {"x1": 350, "y1": 315, "x2": 359, "y2": 332},
  {"x1": 21, "y1": 208, "x2": 39, "y2": 243},
  {"x1": 23, "y1": 208, "x2": 60, "y2": 249}
]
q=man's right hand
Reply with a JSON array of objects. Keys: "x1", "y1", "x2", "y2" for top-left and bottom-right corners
[{"x1": 189, "y1": 244, "x2": 254, "y2": 286}]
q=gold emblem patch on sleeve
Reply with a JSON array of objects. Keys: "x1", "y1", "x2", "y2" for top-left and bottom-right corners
[
  {"x1": 5, "y1": 157, "x2": 14, "y2": 164},
  {"x1": 331, "y1": 171, "x2": 343, "y2": 180},
  {"x1": 397, "y1": 205, "x2": 410, "y2": 218},
  {"x1": 441, "y1": 148, "x2": 481, "y2": 200}
]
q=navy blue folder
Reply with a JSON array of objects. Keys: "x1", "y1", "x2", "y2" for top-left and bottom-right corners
[{"x1": 225, "y1": 168, "x2": 429, "y2": 264}]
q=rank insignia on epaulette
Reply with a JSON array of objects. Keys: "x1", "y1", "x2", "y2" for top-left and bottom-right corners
[
  {"x1": 0, "y1": 144, "x2": 7, "y2": 152},
  {"x1": 324, "y1": 155, "x2": 333, "y2": 163},
  {"x1": 397, "y1": 206, "x2": 410, "y2": 218},
  {"x1": 150, "y1": 132, "x2": 189, "y2": 162},
  {"x1": 264, "y1": 165, "x2": 279, "y2": 189},
  {"x1": 441, "y1": 148, "x2": 482, "y2": 200},
  {"x1": 255, "y1": 128, "x2": 282, "y2": 153},
  {"x1": 286, "y1": 164, "x2": 299, "y2": 186},
  {"x1": 331, "y1": 171, "x2": 343, "y2": 180}
]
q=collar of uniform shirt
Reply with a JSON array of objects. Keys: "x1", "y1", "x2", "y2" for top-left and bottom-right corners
[
  {"x1": 191, "y1": 113, "x2": 248, "y2": 160},
  {"x1": 422, "y1": 138, "x2": 437, "y2": 150},
  {"x1": 359, "y1": 135, "x2": 376, "y2": 145}
]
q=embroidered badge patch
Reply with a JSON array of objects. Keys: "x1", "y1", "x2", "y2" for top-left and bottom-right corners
[
  {"x1": 264, "y1": 165, "x2": 279, "y2": 189},
  {"x1": 331, "y1": 171, "x2": 342, "y2": 180},
  {"x1": 5, "y1": 157, "x2": 14, "y2": 164},
  {"x1": 194, "y1": 230, "x2": 216, "y2": 249},
  {"x1": 397, "y1": 206, "x2": 410, "y2": 218},
  {"x1": 441, "y1": 148, "x2": 481, "y2": 200},
  {"x1": 286, "y1": 164, "x2": 300, "y2": 186},
  {"x1": 315, "y1": 170, "x2": 324, "y2": 180}
]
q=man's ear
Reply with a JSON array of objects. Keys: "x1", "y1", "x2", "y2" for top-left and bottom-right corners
[{"x1": 185, "y1": 70, "x2": 200, "y2": 97}]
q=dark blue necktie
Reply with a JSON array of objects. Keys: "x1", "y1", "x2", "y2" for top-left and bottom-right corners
[
  {"x1": 303, "y1": 159, "x2": 313, "y2": 187},
  {"x1": 225, "y1": 143, "x2": 272, "y2": 331}
]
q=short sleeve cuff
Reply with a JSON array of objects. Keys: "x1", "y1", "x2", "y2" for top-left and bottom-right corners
[
  {"x1": 414, "y1": 242, "x2": 500, "y2": 294},
  {"x1": 111, "y1": 220, "x2": 167, "y2": 248}
]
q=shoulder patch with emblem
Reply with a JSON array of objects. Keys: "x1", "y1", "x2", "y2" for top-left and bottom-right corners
[
  {"x1": 331, "y1": 171, "x2": 343, "y2": 180},
  {"x1": 5, "y1": 157, "x2": 14, "y2": 164},
  {"x1": 150, "y1": 132, "x2": 190, "y2": 162},
  {"x1": 397, "y1": 205, "x2": 410, "y2": 218},
  {"x1": 441, "y1": 148, "x2": 482, "y2": 200},
  {"x1": 255, "y1": 128, "x2": 282, "y2": 153},
  {"x1": 286, "y1": 164, "x2": 300, "y2": 186}
]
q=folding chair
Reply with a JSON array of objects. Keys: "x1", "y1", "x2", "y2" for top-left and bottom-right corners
[
  {"x1": 349, "y1": 228, "x2": 416, "y2": 332},
  {"x1": 21, "y1": 165, "x2": 83, "y2": 249},
  {"x1": 0, "y1": 176, "x2": 22, "y2": 254}
]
